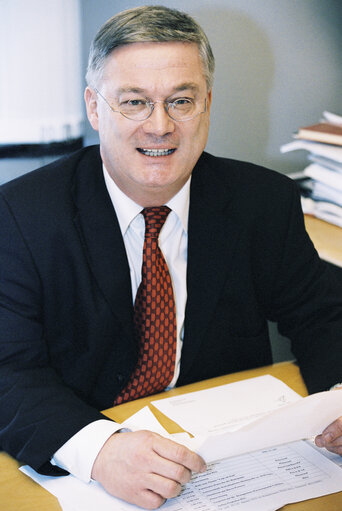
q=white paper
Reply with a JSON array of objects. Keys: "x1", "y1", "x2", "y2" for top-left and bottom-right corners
[
  {"x1": 121, "y1": 405, "x2": 174, "y2": 436},
  {"x1": 163, "y1": 441, "x2": 342, "y2": 511},
  {"x1": 20, "y1": 440, "x2": 342, "y2": 511},
  {"x1": 187, "y1": 389, "x2": 342, "y2": 463},
  {"x1": 323, "y1": 111, "x2": 342, "y2": 127},
  {"x1": 310, "y1": 181, "x2": 342, "y2": 206},
  {"x1": 19, "y1": 378, "x2": 342, "y2": 511},
  {"x1": 152, "y1": 376, "x2": 342, "y2": 464},
  {"x1": 151, "y1": 375, "x2": 301, "y2": 437},
  {"x1": 309, "y1": 153, "x2": 342, "y2": 173},
  {"x1": 301, "y1": 197, "x2": 342, "y2": 233},
  {"x1": 304, "y1": 163, "x2": 342, "y2": 192},
  {"x1": 280, "y1": 140, "x2": 342, "y2": 163},
  {"x1": 20, "y1": 466, "x2": 136, "y2": 511}
]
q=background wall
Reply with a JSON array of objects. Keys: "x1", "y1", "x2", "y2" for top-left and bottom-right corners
[{"x1": 0, "y1": 0, "x2": 83, "y2": 145}]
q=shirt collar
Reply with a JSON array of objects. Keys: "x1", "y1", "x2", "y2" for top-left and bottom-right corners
[{"x1": 103, "y1": 165, "x2": 191, "y2": 235}]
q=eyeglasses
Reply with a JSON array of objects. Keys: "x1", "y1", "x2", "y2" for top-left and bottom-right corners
[{"x1": 94, "y1": 88, "x2": 207, "y2": 122}]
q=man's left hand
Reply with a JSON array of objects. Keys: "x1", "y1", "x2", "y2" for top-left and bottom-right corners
[{"x1": 315, "y1": 416, "x2": 342, "y2": 455}]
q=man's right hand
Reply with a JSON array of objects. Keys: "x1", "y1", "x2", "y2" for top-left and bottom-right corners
[{"x1": 91, "y1": 430, "x2": 206, "y2": 509}]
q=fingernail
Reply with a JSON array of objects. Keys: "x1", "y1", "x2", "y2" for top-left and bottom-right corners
[
  {"x1": 200, "y1": 464, "x2": 207, "y2": 473},
  {"x1": 315, "y1": 436, "x2": 323, "y2": 447}
]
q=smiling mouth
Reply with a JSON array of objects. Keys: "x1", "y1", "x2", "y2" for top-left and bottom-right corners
[{"x1": 137, "y1": 148, "x2": 176, "y2": 157}]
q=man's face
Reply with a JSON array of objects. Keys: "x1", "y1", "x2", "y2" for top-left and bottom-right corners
[{"x1": 85, "y1": 41, "x2": 212, "y2": 206}]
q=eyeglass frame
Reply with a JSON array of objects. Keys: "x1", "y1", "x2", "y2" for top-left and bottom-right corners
[{"x1": 94, "y1": 87, "x2": 207, "y2": 122}]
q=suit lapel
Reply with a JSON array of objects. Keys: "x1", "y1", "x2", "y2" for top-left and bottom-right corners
[
  {"x1": 71, "y1": 147, "x2": 134, "y2": 340},
  {"x1": 180, "y1": 154, "x2": 241, "y2": 380}
]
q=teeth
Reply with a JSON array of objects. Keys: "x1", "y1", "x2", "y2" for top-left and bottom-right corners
[{"x1": 140, "y1": 148, "x2": 174, "y2": 157}]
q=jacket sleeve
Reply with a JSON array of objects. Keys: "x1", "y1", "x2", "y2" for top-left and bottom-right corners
[
  {"x1": 263, "y1": 183, "x2": 342, "y2": 393},
  {"x1": 0, "y1": 193, "x2": 106, "y2": 474}
]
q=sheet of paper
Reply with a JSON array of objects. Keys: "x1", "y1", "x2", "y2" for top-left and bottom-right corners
[
  {"x1": 304, "y1": 163, "x2": 342, "y2": 192},
  {"x1": 118, "y1": 404, "x2": 191, "y2": 443},
  {"x1": 181, "y1": 388, "x2": 342, "y2": 463},
  {"x1": 163, "y1": 441, "x2": 342, "y2": 511},
  {"x1": 280, "y1": 139, "x2": 342, "y2": 163},
  {"x1": 323, "y1": 110, "x2": 342, "y2": 126},
  {"x1": 121, "y1": 404, "x2": 174, "y2": 436},
  {"x1": 20, "y1": 466, "x2": 135, "y2": 511},
  {"x1": 19, "y1": 382, "x2": 342, "y2": 511},
  {"x1": 151, "y1": 375, "x2": 301, "y2": 437},
  {"x1": 20, "y1": 440, "x2": 342, "y2": 511},
  {"x1": 152, "y1": 376, "x2": 342, "y2": 463}
]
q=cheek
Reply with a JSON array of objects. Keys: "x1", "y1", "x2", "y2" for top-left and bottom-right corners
[
  {"x1": 98, "y1": 118, "x2": 130, "y2": 148},
  {"x1": 97, "y1": 108, "x2": 122, "y2": 135},
  {"x1": 184, "y1": 119, "x2": 209, "y2": 153}
]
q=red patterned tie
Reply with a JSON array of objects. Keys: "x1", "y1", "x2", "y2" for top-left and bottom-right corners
[{"x1": 114, "y1": 206, "x2": 177, "y2": 405}]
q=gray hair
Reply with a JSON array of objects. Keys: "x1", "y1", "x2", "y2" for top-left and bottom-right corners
[{"x1": 86, "y1": 5, "x2": 215, "y2": 90}]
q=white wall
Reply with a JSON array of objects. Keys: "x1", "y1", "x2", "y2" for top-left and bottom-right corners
[
  {"x1": 80, "y1": 0, "x2": 342, "y2": 174},
  {"x1": 0, "y1": 0, "x2": 83, "y2": 144}
]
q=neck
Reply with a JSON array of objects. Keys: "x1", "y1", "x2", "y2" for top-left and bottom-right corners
[{"x1": 116, "y1": 180, "x2": 187, "y2": 208}]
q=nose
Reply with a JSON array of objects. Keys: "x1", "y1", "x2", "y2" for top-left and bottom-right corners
[{"x1": 142, "y1": 102, "x2": 175, "y2": 136}]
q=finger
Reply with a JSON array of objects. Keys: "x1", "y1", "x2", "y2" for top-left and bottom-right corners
[
  {"x1": 318, "y1": 417, "x2": 342, "y2": 444},
  {"x1": 324, "y1": 443, "x2": 342, "y2": 456},
  {"x1": 314, "y1": 433, "x2": 342, "y2": 456},
  {"x1": 139, "y1": 489, "x2": 166, "y2": 510},
  {"x1": 148, "y1": 453, "x2": 192, "y2": 485},
  {"x1": 315, "y1": 434, "x2": 325, "y2": 448},
  {"x1": 322, "y1": 435, "x2": 342, "y2": 449},
  {"x1": 325, "y1": 435, "x2": 342, "y2": 448},
  {"x1": 145, "y1": 472, "x2": 183, "y2": 500},
  {"x1": 152, "y1": 436, "x2": 207, "y2": 474}
]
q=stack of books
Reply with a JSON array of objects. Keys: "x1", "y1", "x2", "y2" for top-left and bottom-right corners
[{"x1": 280, "y1": 111, "x2": 342, "y2": 228}]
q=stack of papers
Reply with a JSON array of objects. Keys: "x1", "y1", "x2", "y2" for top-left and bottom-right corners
[
  {"x1": 21, "y1": 375, "x2": 342, "y2": 510},
  {"x1": 280, "y1": 111, "x2": 342, "y2": 228}
]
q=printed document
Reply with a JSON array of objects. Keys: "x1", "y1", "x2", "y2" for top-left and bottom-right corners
[
  {"x1": 151, "y1": 375, "x2": 342, "y2": 462},
  {"x1": 20, "y1": 376, "x2": 342, "y2": 510},
  {"x1": 151, "y1": 375, "x2": 301, "y2": 436},
  {"x1": 21, "y1": 439, "x2": 342, "y2": 511}
]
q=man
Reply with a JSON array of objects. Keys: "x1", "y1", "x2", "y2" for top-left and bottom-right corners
[{"x1": 0, "y1": 5, "x2": 342, "y2": 509}]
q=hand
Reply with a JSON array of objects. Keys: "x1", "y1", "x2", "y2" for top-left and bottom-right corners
[
  {"x1": 91, "y1": 430, "x2": 206, "y2": 509},
  {"x1": 315, "y1": 416, "x2": 342, "y2": 455}
]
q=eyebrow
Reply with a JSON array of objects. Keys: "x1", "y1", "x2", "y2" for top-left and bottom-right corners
[
  {"x1": 116, "y1": 87, "x2": 145, "y2": 95},
  {"x1": 172, "y1": 82, "x2": 200, "y2": 93},
  {"x1": 115, "y1": 82, "x2": 200, "y2": 96}
]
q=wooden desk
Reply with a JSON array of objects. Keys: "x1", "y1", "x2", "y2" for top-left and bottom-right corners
[
  {"x1": 1, "y1": 361, "x2": 342, "y2": 511},
  {"x1": 304, "y1": 214, "x2": 342, "y2": 268}
]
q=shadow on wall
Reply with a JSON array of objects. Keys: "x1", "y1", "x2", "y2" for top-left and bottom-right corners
[
  {"x1": 197, "y1": 7, "x2": 275, "y2": 166},
  {"x1": 268, "y1": 322, "x2": 294, "y2": 364}
]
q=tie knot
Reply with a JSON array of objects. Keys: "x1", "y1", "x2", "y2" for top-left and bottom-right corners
[{"x1": 142, "y1": 206, "x2": 171, "y2": 238}]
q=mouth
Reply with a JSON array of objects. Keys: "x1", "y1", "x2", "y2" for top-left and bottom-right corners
[{"x1": 137, "y1": 148, "x2": 176, "y2": 157}]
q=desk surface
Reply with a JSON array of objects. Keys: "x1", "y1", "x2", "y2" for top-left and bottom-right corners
[
  {"x1": 1, "y1": 361, "x2": 342, "y2": 511},
  {"x1": 304, "y1": 214, "x2": 342, "y2": 267}
]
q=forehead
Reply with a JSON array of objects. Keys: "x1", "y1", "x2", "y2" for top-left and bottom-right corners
[{"x1": 101, "y1": 41, "x2": 206, "y2": 93}]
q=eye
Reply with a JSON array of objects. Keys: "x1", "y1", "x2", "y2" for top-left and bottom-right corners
[
  {"x1": 172, "y1": 98, "x2": 193, "y2": 106},
  {"x1": 121, "y1": 99, "x2": 146, "y2": 107}
]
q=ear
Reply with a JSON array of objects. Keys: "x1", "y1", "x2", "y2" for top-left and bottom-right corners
[
  {"x1": 206, "y1": 89, "x2": 213, "y2": 114},
  {"x1": 84, "y1": 87, "x2": 99, "y2": 131}
]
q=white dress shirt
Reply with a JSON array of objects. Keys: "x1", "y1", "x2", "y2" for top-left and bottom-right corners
[{"x1": 52, "y1": 166, "x2": 190, "y2": 482}]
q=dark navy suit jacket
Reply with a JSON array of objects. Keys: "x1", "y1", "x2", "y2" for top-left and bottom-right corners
[{"x1": 1, "y1": 146, "x2": 341, "y2": 473}]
